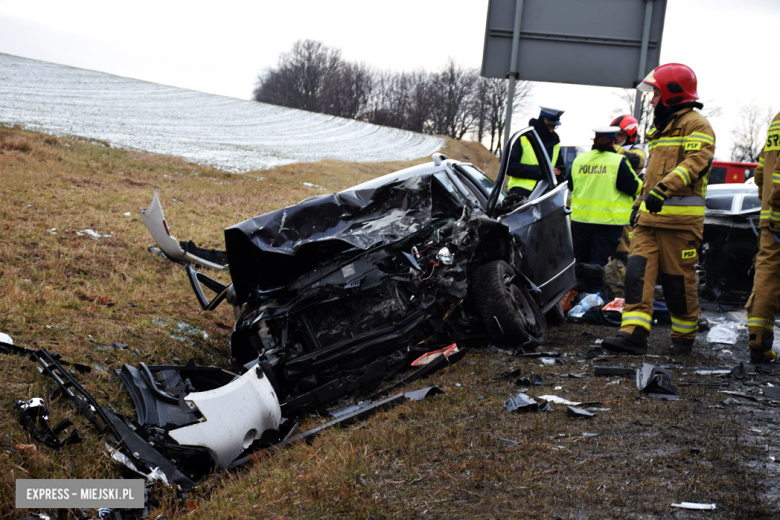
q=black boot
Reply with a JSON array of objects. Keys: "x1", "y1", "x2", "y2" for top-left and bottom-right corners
[
  {"x1": 668, "y1": 337, "x2": 694, "y2": 356},
  {"x1": 749, "y1": 331, "x2": 776, "y2": 364},
  {"x1": 602, "y1": 327, "x2": 648, "y2": 355}
]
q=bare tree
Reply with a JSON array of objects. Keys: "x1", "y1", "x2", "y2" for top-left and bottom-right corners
[
  {"x1": 730, "y1": 103, "x2": 774, "y2": 162},
  {"x1": 253, "y1": 40, "x2": 342, "y2": 113},
  {"x1": 321, "y1": 61, "x2": 373, "y2": 119},
  {"x1": 614, "y1": 89, "x2": 653, "y2": 143},
  {"x1": 429, "y1": 59, "x2": 478, "y2": 140},
  {"x1": 480, "y1": 78, "x2": 533, "y2": 153}
]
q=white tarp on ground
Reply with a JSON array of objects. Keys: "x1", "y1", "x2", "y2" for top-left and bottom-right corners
[{"x1": 0, "y1": 53, "x2": 444, "y2": 172}]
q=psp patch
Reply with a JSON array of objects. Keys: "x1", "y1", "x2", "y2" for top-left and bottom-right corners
[
  {"x1": 681, "y1": 249, "x2": 696, "y2": 259},
  {"x1": 684, "y1": 141, "x2": 702, "y2": 151}
]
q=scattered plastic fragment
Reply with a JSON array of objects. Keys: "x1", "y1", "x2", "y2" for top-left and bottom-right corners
[
  {"x1": 694, "y1": 368, "x2": 731, "y2": 376},
  {"x1": 15, "y1": 398, "x2": 82, "y2": 450},
  {"x1": 411, "y1": 344, "x2": 459, "y2": 366},
  {"x1": 706, "y1": 324, "x2": 740, "y2": 345},
  {"x1": 493, "y1": 368, "x2": 522, "y2": 381},
  {"x1": 0, "y1": 332, "x2": 13, "y2": 344},
  {"x1": 540, "y1": 395, "x2": 580, "y2": 406},
  {"x1": 583, "y1": 347, "x2": 604, "y2": 359},
  {"x1": 504, "y1": 393, "x2": 540, "y2": 413},
  {"x1": 731, "y1": 362, "x2": 745, "y2": 380},
  {"x1": 595, "y1": 366, "x2": 635, "y2": 377},
  {"x1": 515, "y1": 374, "x2": 544, "y2": 386},
  {"x1": 301, "y1": 182, "x2": 326, "y2": 190},
  {"x1": 124, "y1": 212, "x2": 132, "y2": 216},
  {"x1": 567, "y1": 406, "x2": 595, "y2": 419},
  {"x1": 601, "y1": 298, "x2": 624, "y2": 312},
  {"x1": 516, "y1": 351, "x2": 561, "y2": 358},
  {"x1": 636, "y1": 363, "x2": 679, "y2": 399},
  {"x1": 582, "y1": 432, "x2": 599, "y2": 437},
  {"x1": 79, "y1": 229, "x2": 114, "y2": 239},
  {"x1": 762, "y1": 386, "x2": 780, "y2": 399},
  {"x1": 671, "y1": 502, "x2": 716, "y2": 510}
]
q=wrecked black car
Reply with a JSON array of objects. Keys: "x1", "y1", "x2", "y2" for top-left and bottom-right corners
[
  {"x1": 698, "y1": 180, "x2": 761, "y2": 307},
  {"x1": 142, "y1": 127, "x2": 575, "y2": 414}
]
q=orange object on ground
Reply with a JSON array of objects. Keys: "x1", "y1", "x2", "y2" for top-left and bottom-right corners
[{"x1": 560, "y1": 289, "x2": 579, "y2": 314}]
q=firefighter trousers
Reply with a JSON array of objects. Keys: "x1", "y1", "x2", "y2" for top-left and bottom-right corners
[
  {"x1": 619, "y1": 225, "x2": 701, "y2": 341},
  {"x1": 747, "y1": 230, "x2": 780, "y2": 346}
]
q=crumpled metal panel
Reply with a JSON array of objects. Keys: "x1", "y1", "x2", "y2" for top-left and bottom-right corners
[{"x1": 224, "y1": 172, "x2": 434, "y2": 301}]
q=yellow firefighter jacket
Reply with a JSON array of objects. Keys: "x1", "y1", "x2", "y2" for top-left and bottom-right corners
[
  {"x1": 635, "y1": 108, "x2": 715, "y2": 231},
  {"x1": 760, "y1": 111, "x2": 780, "y2": 230}
]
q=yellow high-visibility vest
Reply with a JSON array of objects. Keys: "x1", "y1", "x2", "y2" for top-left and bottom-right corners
[
  {"x1": 570, "y1": 150, "x2": 637, "y2": 225},
  {"x1": 507, "y1": 136, "x2": 561, "y2": 191}
]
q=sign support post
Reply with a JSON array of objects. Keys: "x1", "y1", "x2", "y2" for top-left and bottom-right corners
[
  {"x1": 503, "y1": 0, "x2": 524, "y2": 152},
  {"x1": 632, "y1": 0, "x2": 655, "y2": 126}
]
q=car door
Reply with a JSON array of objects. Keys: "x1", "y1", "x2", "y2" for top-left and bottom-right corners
[{"x1": 486, "y1": 128, "x2": 575, "y2": 312}]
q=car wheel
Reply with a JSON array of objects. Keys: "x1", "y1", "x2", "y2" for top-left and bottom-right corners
[
  {"x1": 545, "y1": 301, "x2": 566, "y2": 327},
  {"x1": 471, "y1": 260, "x2": 547, "y2": 348}
]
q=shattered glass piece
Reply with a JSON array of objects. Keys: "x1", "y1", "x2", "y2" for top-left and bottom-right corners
[
  {"x1": 567, "y1": 406, "x2": 595, "y2": 419},
  {"x1": 504, "y1": 393, "x2": 539, "y2": 413}
]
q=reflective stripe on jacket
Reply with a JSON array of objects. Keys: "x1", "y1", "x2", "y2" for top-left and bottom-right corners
[
  {"x1": 570, "y1": 150, "x2": 635, "y2": 225},
  {"x1": 636, "y1": 108, "x2": 715, "y2": 230},
  {"x1": 507, "y1": 136, "x2": 561, "y2": 191},
  {"x1": 758, "y1": 112, "x2": 780, "y2": 228}
]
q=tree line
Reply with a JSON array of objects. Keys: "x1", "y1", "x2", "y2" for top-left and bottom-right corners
[{"x1": 253, "y1": 39, "x2": 532, "y2": 152}]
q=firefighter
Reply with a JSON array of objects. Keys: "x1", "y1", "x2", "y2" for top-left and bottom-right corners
[
  {"x1": 569, "y1": 126, "x2": 642, "y2": 267},
  {"x1": 746, "y1": 110, "x2": 780, "y2": 362},
  {"x1": 602, "y1": 63, "x2": 715, "y2": 356},
  {"x1": 611, "y1": 114, "x2": 647, "y2": 174},
  {"x1": 506, "y1": 106, "x2": 567, "y2": 198}
]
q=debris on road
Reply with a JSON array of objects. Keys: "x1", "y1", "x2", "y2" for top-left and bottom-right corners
[{"x1": 637, "y1": 363, "x2": 679, "y2": 399}]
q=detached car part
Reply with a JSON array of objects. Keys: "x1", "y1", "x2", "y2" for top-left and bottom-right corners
[
  {"x1": 15, "y1": 397, "x2": 81, "y2": 449},
  {"x1": 141, "y1": 189, "x2": 229, "y2": 270}
]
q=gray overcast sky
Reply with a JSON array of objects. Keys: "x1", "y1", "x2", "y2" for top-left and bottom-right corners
[{"x1": 1, "y1": 0, "x2": 778, "y2": 158}]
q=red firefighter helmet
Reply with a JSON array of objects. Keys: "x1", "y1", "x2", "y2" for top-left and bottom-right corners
[
  {"x1": 610, "y1": 114, "x2": 639, "y2": 144},
  {"x1": 638, "y1": 63, "x2": 699, "y2": 106}
]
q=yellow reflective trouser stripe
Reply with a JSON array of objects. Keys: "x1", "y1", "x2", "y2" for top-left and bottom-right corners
[
  {"x1": 773, "y1": 173, "x2": 780, "y2": 183},
  {"x1": 639, "y1": 201, "x2": 705, "y2": 216},
  {"x1": 622, "y1": 311, "x2": 652, "y2": 331},
  {"x1": 671, "y1": 317, "x2": 698, "y2": 333},
  {"x1": 671, "y1": 166, "x2": 691, "y2": 185},
  {"x1": 749, "y1": 317, "x2": 775, "y2": 330},
  {"x1": 771, "y1": 209, "x2": 780, "y2": 222}
]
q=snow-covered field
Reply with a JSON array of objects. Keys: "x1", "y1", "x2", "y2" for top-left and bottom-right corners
[{"x1": 0, "y1": 53, "x2": 444, "y2": 172}]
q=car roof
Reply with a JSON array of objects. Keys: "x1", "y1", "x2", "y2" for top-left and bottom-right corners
[{"x1": 344, "y1": 161, "x2": 446, "y2": 193}]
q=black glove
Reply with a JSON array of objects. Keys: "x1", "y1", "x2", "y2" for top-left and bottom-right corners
[
  {"x1": 643, "y1": 185, "x2": 668, "y2": 214},
  {"x1": 629, "y1": 205, "x2": 640, "y2": 228}
]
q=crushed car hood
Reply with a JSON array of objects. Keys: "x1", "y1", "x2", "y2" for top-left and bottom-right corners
[{"x1": 225, "y1": 173, "x2": 434, "y2": 302}]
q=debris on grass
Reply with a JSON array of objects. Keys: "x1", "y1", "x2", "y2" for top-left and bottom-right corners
[
  {"x1": 504, "y1": 393, "x2": 540, "y2": 413},
  {"x1": 566, "y1": 406, "x2": 595, "y2": 419},
  {"x1": 671, "y1": 502, "x2": 716, "y2": 510}
]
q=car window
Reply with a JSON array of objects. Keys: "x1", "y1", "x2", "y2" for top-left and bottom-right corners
[
  {"x1": 709, "y1": 166, "x2": 727, "y2": 184},
  {"x1": 455, "y1": 164, "x2": 497, "y2": 195},
  {"x1": 432, "y1": 172, "x2": 466, "y2": 218}
]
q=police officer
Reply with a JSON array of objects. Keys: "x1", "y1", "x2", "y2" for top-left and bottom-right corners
[
  {"x1": 603, "y1": 63, "x2": 715, "y2": 356},
  {"x1": 506, "y1": 106, "x2": 567, "y2": 198},
  {"x1": 746, "y1": 110, "x2": 780, "y2": 362},
  {"x1": 569, "y1": 127, "x2": 642, "y2": 266}
]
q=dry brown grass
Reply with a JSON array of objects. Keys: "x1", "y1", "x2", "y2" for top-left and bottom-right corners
[{"x1": 0, "y1": 124, "x2": 774, "y2": 519}]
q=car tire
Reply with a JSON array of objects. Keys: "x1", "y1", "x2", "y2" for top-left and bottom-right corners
[
  {"x1": 471, "y1": 260, "x2": 547, "y2": 348},
  {"x1": 545, "y1": 301, "x2": 566, "y2": 327}
]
